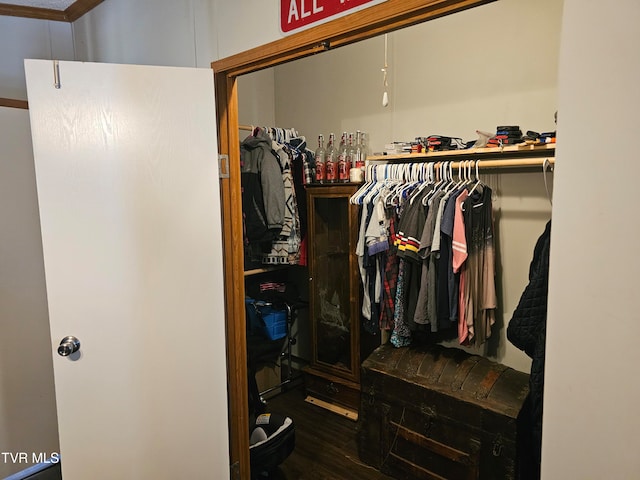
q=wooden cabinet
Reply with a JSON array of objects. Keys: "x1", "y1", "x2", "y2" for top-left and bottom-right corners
[{"x1": 304, "y1": 184, "x2": 379, "y2": 418}]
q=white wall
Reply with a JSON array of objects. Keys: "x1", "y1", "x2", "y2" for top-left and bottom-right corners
[
  {"x1": 213, "y1": 0, "x2": 283, "y2": 59},
  {"x1": 73, "y1": 0, "x2": 216, "y2": 68},
  {"x1": 0, "y1": 106, "x2": 59, "y2": 478},
  {"x1": 543, "y1": 0, "x2": 640, "y2": 477},
  {"x1": 71, "y1": 0, "x2": 283, "y2": 67},
  {"x1": 238, "y1": 68, "x2": 277, "y2": 129},
  {"x1": 0, "y1": 17, "x2": 73, "y2": 99},
  {"x1": 0, "y1": 0, "x2": 320, "y2": 101},
  {"x1": 0, "y1": 0, "x2": 222, "y2": 102},
  {"x1": 0, "y1": 0, "x2": 286, "y2": 101}
]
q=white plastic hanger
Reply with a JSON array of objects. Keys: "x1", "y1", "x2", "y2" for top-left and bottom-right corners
[
  {"x1": 408, "y1": 162, "x2": 433, "y2": 203},
  {"x1": 350, "y1": 164, "x2": 376, "y2": 204},
  {"x1": 467, "y1": 160, "x2": 482, "y2": 196},
  {"x1": 542, "y1": 158, "x2": 553, "y2": 206},
  {"x1": 422, "y1": 161, "x2": 448, "y2": 206}
]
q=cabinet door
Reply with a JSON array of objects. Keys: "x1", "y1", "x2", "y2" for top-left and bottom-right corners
[
  {"x1": 307, "y1": 185, "x2": 360, "y2": 382},
  {"x1": 25, "y1": 59, "x2": 230, "y2": 480}
]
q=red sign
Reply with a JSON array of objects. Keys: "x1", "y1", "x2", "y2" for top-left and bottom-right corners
[{"x1": 281, "y1": 0, "x2": 387, "y2": 33}]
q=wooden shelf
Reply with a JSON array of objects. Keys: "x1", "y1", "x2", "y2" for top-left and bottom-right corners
[
  {"x1": 243, "y1": 265, "x2": 289, "y2": 277},
  {"x1": 368, "y1": 143, "x2": 555, "y2": 162}
]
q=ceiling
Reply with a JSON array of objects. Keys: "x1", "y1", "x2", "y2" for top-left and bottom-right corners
[{"x1": 0, "y1": 0, "x2": 103, "y2": 21}]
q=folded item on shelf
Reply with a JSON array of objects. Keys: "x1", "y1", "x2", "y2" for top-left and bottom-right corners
[
  {"x1": 496, "y1": 125, "x2": 522, "y2": 132},
  {"x1": 488, "y1": 137, "x2": 523, "y2": 145},
  {"x1": 424, "y1": 135, "x2": 466, "y2": 151}
]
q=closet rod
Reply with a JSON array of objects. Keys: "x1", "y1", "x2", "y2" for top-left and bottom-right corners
[
  {"x1": 239, "y1": 124, "x2": 253, "y2": 131},
  {"x1": 447, "y1": 157, "x2": 554, "y2": 169},
  {"x1": 364, "y1": 157, "x2": 555, "y2": 182}
]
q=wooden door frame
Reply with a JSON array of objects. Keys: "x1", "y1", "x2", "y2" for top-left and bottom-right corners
[{"x1": 211, "y1": 1, "x2": 495, "y2": 477}]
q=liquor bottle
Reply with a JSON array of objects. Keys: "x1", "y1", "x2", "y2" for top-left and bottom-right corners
[
  {"x1": 337, "y1": 131, "x2": 350, "y2": 182},
  {"x1": 325, "y1": 133, "x2": 337, "y2": 183},
  {"x1": 349, "y1": 132, "x2": 364, "y2": 183},
  {"x1": 347, "y1": 132, "x2": 356, "y2": 170},
  {"x1": 315, "y1": 134, "x2": 326, "y2": 183},
  {"x1": 360, "y1": 131, "x2": 371, "y2": 164},
  {"x1": 354, "y1": 130, "x2": 365, "y2": 169}
]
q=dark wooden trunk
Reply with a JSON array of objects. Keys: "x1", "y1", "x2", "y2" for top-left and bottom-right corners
[{"x1": 358, "y1": 343, "x2": 529, "y2": 480}]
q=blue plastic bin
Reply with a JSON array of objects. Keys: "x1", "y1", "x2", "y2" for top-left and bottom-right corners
[
  {"x1": 246, "y1": 297, "x2": 287, "y2": 340},
  {"x1": 260, "y1": 306, "x2": 287, "y2": 340}
]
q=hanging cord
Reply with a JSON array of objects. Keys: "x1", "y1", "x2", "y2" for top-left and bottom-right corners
[
  {"x1": 542, "y1": 158, "x2": 553, "y2": 206},
  {"x1": 381, "y1": 34, "x2": 389, "y2": 107}
]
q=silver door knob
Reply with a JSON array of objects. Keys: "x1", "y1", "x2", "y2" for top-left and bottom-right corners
[{"x1": 58, "y1": 336, "x2": 81, "y2": 356}]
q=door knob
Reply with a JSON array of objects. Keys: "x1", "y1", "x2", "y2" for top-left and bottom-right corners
[{"x1": 58, "y1": 336, "x2": 81, "y2": 356}]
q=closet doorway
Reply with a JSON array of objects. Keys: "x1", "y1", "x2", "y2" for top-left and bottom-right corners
[{"x1": 212, "y1": 0, "x2": 561, "y2": 477}]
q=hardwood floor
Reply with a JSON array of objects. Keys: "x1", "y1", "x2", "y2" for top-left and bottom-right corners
[{"x1": 257, "y1": 383, "x2": 393, "y2": 480}]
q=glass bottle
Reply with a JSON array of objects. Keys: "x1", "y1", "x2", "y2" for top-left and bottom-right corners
[
  {"x1": 347, "y1": 132, "x2": 356, "y2": 170},
  {"x1": 338, "y1": 131, "x2": 350, "y2": 183},
  {"x1": 360, "y1": 131, "x2": 370, "y2": 165},
  {"x1": 354, "y1": 131, "x2": 365, "y2": 169},
  {"x1": 315, "y1": 134, "x2": 326, "y2": 183},
  {"x1": 325, "y1": 133, "x2": 337, "y2": 183}
]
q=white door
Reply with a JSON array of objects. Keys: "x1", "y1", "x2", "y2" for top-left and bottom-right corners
[{"x1": 24, "y1": 59, "x2": 230, "y2": 480}]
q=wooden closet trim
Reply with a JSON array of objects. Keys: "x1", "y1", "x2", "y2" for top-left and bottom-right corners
[
  {"x1": 0, "y1": 98, "x2": 28, "y2": 109},
  {"x1": 211, "y1": 1, "x2": 495, "y2": 478}
]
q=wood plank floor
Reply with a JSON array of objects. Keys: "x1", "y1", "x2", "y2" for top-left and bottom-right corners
[{"x1": 258, "y1": 383, "x2": 394, "y2": 480}]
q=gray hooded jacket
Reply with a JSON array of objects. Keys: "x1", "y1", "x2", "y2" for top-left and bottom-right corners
[{"x1": 240, "y1": 128, "x2": 285, "y2": 243}]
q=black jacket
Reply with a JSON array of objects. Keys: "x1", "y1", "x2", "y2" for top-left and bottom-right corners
[{"x1": 507, "y1": 220, "x2": 551, "y2": 480}]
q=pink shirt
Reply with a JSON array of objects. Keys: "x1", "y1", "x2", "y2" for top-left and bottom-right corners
[{"x1": 452, "y1": 190, "x2": 469, "y2": 344}]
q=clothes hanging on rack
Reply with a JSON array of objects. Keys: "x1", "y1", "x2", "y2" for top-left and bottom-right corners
[
  {"x1": 461, "y1": 184, "x2": 497, "y2": 344},
  {"x1": 240, "y1": 127, "x2": 285, "y2": 247},
  {"x1": 379, "y1": 209, "x2": 400, "y2": 331},
  {"x1": 263, "y1": 135, "x2": 301, "y2": 266},
  {"x1": 289, "y1": 136, "x2": 314, "y2": 267},
  {"x1": 240, "y1": 126, "x2": 313, "y2": 268},
  {"x1": 452, "y1": 189, "x2": 470, "y2": 342},
  {"x1": 354, "y1": 161, "x2": 498, "y2": 347}
]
